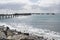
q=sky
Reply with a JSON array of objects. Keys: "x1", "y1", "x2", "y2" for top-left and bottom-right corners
[{"x1": 0, "y1": 0, "x2": 60, "y2": 13}]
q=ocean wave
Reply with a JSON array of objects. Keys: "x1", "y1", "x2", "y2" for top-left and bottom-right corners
[{"x1": 0, "y1": 22, "x2": 60, "y2": 40}]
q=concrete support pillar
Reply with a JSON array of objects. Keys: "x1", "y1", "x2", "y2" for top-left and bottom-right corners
[
  {"x1": 0, "y1": 16, "x2": 1, "y2": 19},
  {"x1": 5, "y1": 16, "x2": 8, "y2": 19}
]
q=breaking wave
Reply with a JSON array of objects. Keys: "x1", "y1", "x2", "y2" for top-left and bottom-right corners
[{"x1": 0, "y1": 22, "x2": 60, "y2": 40}]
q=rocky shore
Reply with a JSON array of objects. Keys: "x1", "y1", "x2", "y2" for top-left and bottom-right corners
[{"x1": 0, "y1": 25, "x2": 55, "y2": 40}]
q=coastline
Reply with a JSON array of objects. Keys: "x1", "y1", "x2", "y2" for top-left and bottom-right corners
[{"x1": 0, "y1": 25, "x2": 56, "y2": 40}]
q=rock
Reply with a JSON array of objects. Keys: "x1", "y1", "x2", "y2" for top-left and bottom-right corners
[
  {"x1": 4, "y1": 27, "x2": 10, "y2": 31},
  {"x1": 7, "y1": 30, "x2": 14, "y2": 37},
  {"x1": 7, "y1": 36, "x2": 13, "y2": 39},
  {"x1": 18, "y1": 32, "x2": 22, "y2": 34},
  {"x1": 7, "y1": 34, "x2": 35, "y2": 40},
  {"x1": 0, "y1": 25, "x2": 5, "y2": 31},
  {"x1": 52, "y1": 38, "x2": 55, "y2": 40},
  {"x1": 20, "y1": 38, "x2": 34, "y2": 40},
  {"x1": 0, "y1": 31, "x2": 6, "y2": 39},
  {"x1": 23, "y1": 33, "x2": 29, "y2": 36}
]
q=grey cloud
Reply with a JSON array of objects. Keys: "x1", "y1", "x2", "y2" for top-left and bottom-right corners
[
  {"x1": 0, "y1": 3, "x2": 25, "y2": 10},
  {"x1": 31, "y1": 5, "x2": 40, "y2": 9},
  {"x1": 31, "y1": 4, "x2": 60, "y2": 13},
  {"x1": 41, "y1": 4, "x2": 60, "y2": 13},
  {"x1": 0, "y1": 1, "x2": 60, "y2": 13},
  {"x1": 29, "y1": 0, "x2": 39, "y2": 3}
]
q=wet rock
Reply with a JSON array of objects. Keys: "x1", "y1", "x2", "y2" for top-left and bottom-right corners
[
  {"x1": 23, "y1": 33, "x2": 29, "y2": 36},
  {"x1": 0, "y1": 31, "x2": 6, "y2": 39},
  {"x1": 7, "y1": 34, "x2": 35, "y2": 40},
  {"x1": 20, "y1": 38, "x2": 34, "y2": 40},
  {"x1": 0, "y1": 25, "x2": 5, "y2": 31},
  {"x1": 52, "y1": 38, "x2": 55, "y2": 40},
  {"x1": 18, "y1": 32, "x2": 22, "y2": 34}
]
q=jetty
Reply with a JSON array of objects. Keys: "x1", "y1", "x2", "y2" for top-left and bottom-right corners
[
  {"x1": 0, "y1": 13, "x2": 55, "y2": 19},
  {"x1": 0, "y1": 13, "x2": 31, "y2": 19}
]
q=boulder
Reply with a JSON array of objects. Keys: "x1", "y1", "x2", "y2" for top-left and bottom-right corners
[
  {"x1": 0, "y1": 31, "x2": 6, "y2": 39},
  {"x1": 23, "y1": 33, "x2": 29, "y2": 36}
]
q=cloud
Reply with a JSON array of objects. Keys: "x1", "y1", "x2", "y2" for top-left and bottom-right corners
[
  {"x1": 30, "y1": 3, "x2": 60, "y2": 13},
  {"x1": 29, "y1": 0, "x2": 39, "y2": 3},
  {"x1": 0, "y1": 0, "x2": 30, "y2": 4},
  {"x1": 38, "y1": 0, "x2": 60, "y2": 6},
  {"x1": 40, "y1": 4, "x2": 60, "y2": 13},
  {"x1": 0, "y1": 3, "x2": 25, "y2": 10},
  {"x1": 0, "y1": 0, "x2": 60, "y2": 13}
]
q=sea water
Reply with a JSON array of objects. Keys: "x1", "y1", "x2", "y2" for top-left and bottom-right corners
[{"x1": 0, "y1": 13, "x2": 60, "y2": 40}]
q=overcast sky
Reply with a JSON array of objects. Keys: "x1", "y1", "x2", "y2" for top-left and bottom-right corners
[{"x1": 0, "y1": 0, "x2": 60, "y2": 13}]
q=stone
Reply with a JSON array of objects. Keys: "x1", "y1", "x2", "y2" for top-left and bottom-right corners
[
  {"x1": 23, "y1": 33, "x2": 29, "y2": 36},
  {"x1": 0, "y1": 31, "x2": 6, "y2": 39}
]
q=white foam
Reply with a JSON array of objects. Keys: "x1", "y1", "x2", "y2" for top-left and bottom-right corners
[{"x1": 0, "y1": 22, "x2": 60, "y2": 40}]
